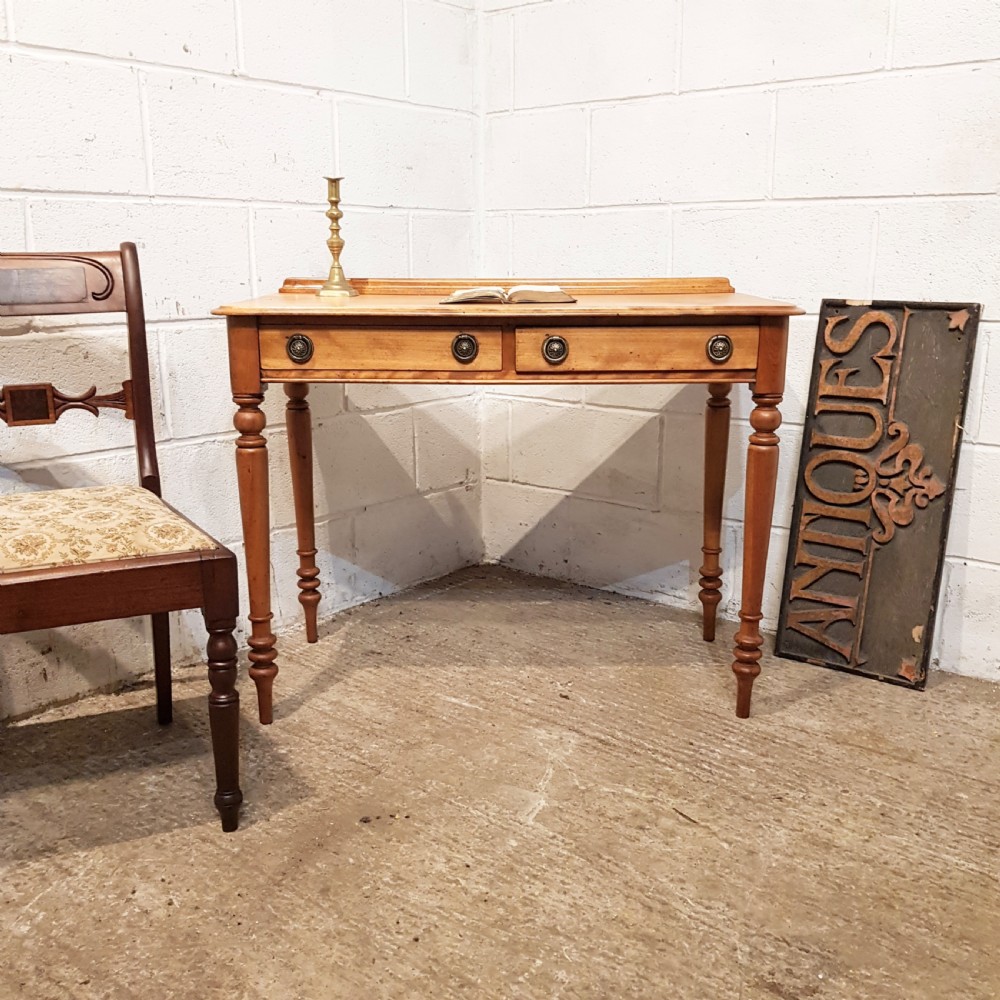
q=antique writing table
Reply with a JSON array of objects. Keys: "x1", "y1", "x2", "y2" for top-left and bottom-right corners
[{"x1": 216, "y1": 277, "x2": 802, "y2": 723}]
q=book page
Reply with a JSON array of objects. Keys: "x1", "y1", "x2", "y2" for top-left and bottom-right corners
[
  {"x1": 440, "y1": 284, "x2": 577, "y2": 305},
  {"x1": 506, "y1": 285, "x2": 576, "y2": 303},
  {"x1": 440, "y1": 286, "x2": 507, "y2": 304}
]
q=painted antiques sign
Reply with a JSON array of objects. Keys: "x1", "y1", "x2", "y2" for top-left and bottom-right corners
[{"x1": 776, "y1": 300, "x2": 980, "y2": 687}]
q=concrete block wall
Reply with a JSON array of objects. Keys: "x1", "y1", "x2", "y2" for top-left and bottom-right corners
[
  {"x1": 0, "y1": 0, "x2": 481, "y2": 718},
  {"x1": 480, "y1": 0, "x2": 1000, "y2": 681}
]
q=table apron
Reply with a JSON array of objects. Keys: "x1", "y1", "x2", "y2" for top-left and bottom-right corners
[{"x1": 258, "y1": 321, "x2": 761, "y2": 383}]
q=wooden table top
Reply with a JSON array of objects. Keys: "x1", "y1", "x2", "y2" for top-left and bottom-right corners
[{"x1": 214, "y1": 277, "x2": 804, "y2": 320}]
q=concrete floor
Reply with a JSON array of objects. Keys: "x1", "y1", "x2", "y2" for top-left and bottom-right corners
[{"x1": 1, "y1": 566, "x2": 998, "y2": 1000}]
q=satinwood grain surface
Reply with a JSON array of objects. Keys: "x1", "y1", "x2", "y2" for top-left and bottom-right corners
[
  {"x1": 215, "y1": 290, "x2": 802, "y2": 319},
  {"x1": 513, "y1": 325, "x2": 759, "y2": 372},
  {"x1": 259, "y1": 326, "x2": 504, "y2": 372}
]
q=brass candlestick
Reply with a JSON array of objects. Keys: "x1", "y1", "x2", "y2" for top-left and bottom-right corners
[{"x1": 317, "y1": 176, "x2": 358, "y2": 297}]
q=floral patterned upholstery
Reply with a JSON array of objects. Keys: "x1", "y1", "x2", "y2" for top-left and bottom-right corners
[{"x1": 0, "y1": 484, "x2": 218, "y2": 573}]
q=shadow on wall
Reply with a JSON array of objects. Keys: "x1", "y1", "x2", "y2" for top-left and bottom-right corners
[
  {"x1": 0, "y1": 619, "x2": 158, "y2": 723},
  {"x1": 274, "y1": 383, "x2": 484, "y2": 623},
  {"x1": 485, "y1": 382, "x2": 790, "y2": 626}
]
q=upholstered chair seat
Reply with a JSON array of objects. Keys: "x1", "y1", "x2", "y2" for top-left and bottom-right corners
[{"x1": 0, "y1": 485, "x2": 217, "y2": 573}]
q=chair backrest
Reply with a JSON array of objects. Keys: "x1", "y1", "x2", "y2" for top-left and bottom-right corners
[{"x1": 0, "y1": 243, "x2": 160, "y2": 495}]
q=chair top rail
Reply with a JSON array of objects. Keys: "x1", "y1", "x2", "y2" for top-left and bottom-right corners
[{"x1": 0, "y1": 251, "x2": 127, "y2": 316}]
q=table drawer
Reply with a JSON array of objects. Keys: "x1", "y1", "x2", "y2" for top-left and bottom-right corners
[
  {"x1": 260, "y1": 326, "x2": 503, "y2": 372},
  {"x1": 514, "y1": 326, "x2": 759, "y2": 373}
]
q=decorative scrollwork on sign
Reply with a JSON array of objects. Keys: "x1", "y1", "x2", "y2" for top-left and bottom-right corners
[{"x1": 869, "y1": 421, "x2": 945, "y2": 544}]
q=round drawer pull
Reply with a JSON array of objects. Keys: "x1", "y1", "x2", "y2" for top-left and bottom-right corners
[
  {"x1": 451, "y1": 333, "x2": 479, "y2": 363},
  {"x1": 286, "y1": 333, "x2": 314, "y2": 364},
  {"x1": 706, "y1": 334, "x2": 733, "y2": 364},
  {"x1": 542, "y1": 335, "x2": 569, "y2": 365}
]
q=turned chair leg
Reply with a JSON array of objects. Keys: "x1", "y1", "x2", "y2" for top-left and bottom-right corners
[
  {"x1": 151, "y1": 612, "x2": 172, "y2": 725},
  {"x1": 202, "y1": 557, "x2": 243, "y2": 832}
]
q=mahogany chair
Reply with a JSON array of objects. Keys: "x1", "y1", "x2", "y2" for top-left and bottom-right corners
[{"x1": 0, "y1": 243, "x2": 242, "y2": 831}]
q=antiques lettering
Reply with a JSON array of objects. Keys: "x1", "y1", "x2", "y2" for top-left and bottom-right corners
[
  {"x1": 777, "y1": 298, "x2": 979, "y2": 687},
  {"x1": 786, "y1": 309, "x2": 944, "y2": 664}
]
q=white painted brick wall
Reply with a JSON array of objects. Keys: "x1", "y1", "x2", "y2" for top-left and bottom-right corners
[
  {"x1": 338, "y1": 102, "x2": 476, "y2": 210},
  {"x1": 512, "y1": 0, "x2": 676, "y2": 108},
  {"x1": 410, "y1": 212, "x2": 477, "y2": 276},
  {"x1": 12, "y1": 0, "x2": 240, "y2": 72},
  {"x1": 978, "y1": 332, "x2": 1000, "y2": 447},
  {"x1": 481, "y1": 0, "x2": 1000, "y2": 685},
  {"x1": 0, "y1": 55, "x2": 147, "y2": 194},
  {"x1": 0, "y1": 0, "x2": 479, "y2": 718},
  {"x1": 773, "y1": 70, "x2": 1000, "y2": 197},
  {"x1": 485, "y1": 109, "x2": 589, "y2": 208},
  {"x1": 241, "y1": 0, "x2": 406, "y2": 98},
  {"x1": 144, "y1": 74, "x2": 333, "y2": 202},
  {"x1": 413, "y1": 397, "x2": 481, "y2": 491},
  {"x1": 680, "y1": 1, "x2": 889, "y2": 89},
  {"x1": 3, "y1": 1, "x2": 998, "y2": 717},
  {"x1": 892, "y1": 0, "x2": 1000, "y2": 67},
  {"x1": 590, "y1": 93, "x2": 773, "y2": 204},
  {"x1": 407, "y1": 0, "x2": 475, "y2": 111},
  {"x1": 508, "y1": 209, "x2": 672, "y2": 276},
  {"x1": 510, "y1": 403, "x2": 660, "y2": 507}
]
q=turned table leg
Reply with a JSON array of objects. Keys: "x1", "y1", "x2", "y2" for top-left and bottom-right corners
[
  {"x1": 699, "y1": 382, "x2": 731, "y2": 642},
  {"x1": 733, "y1": 391, "x2": 783, "y2": 718},
  {"x1": 732, "y1": 317, "x2": 788, "y2": 718},
  {"x1": 234, "y1": 391, "x2": 277, "y2": 724},
  {"x1": 285, "y1": 383, "x2": 321, "y2": 642}
]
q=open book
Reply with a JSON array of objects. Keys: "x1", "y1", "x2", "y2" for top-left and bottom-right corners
[{"x1": 441, "y1": 284, "x2": 576, "y2": 305}]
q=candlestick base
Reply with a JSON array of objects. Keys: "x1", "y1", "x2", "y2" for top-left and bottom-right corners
[{"x1": 317, "y1": 275, "x2": 358, "y2": 297}]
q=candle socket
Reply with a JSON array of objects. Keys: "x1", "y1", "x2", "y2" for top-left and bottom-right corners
[{"x1": 317, "y1": 176, "x2": 358, "y2": 297}]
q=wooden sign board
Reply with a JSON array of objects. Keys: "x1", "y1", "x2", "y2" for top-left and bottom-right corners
[{"x1": 776, "y1": 300, "x2": 981, "y2": 687}]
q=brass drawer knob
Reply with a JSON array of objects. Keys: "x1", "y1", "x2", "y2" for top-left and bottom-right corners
[
  {"x1": 706, "y1": 334, "x2": 733, "y2": 364},
  {"x1": 286, "y1": 333, "x2": 314, "y2": 364},
  {"x1": 451, "y1": 333, "x2": 479, "y2": 363},
  {"x1": 542, "y1": 335, "x2": 569, "y2": 365}
]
